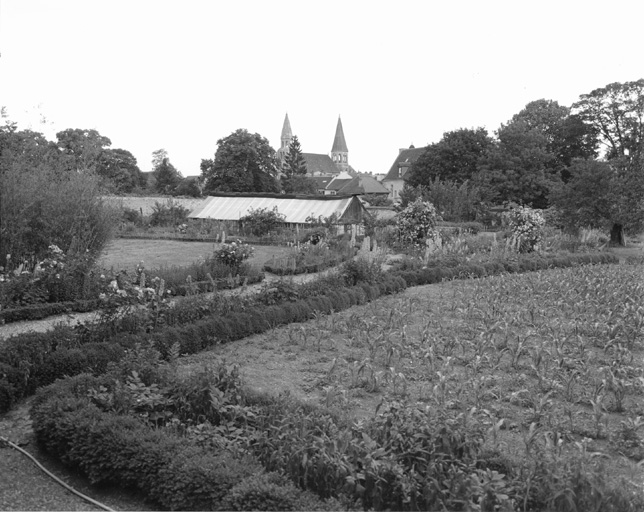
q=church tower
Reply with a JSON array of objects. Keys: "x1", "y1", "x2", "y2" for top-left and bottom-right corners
[
  {"x1": 330, "y1": 116, "x2": 349, "y2": 173},
  {"x1": 277, "y1": 113, "x2": 293, "y2": 164}
]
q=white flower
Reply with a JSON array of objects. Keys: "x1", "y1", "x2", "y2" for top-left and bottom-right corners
[{"x1": 109, "y1": 280, "x2": 118, "y2": 290}]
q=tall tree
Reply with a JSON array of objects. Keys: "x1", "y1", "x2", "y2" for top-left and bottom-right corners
[
  {"x1": 572, "y1": 79, "x2": 644, "y2": 160},
  {"x1": 281, "y1": 135, "x2": 314, "y2": 193},
  {"x1": 551, "y1": 157, "x2": 644, "y2": 245},
  {"x1": 200, "y1": 129, "x2": 280, "y2": 194},
  {"x1": 560, "y1": 80, "x2": 644, "y2": 244},
  {"x1": 509, "y1": 99, "x2": 596, "y2": 180},
  {"x1": 1, "y1": 125, "x2": 117, "y2": 266},
  {"x1": 96, "y1": 148, "x2": 144, "y2": 193},
  {"x1": 56, "y1": 128, "x2": 111, "y2": 172},
  {"x1": 407, "y1": 128, "x2": 493, "y2": 188},
  {"x1": 153, "y1": 156, "x2": 182, "y2": 194},
  {"x1": 477, "y1": 120, "x2": 561, "y2": 208},
  {"x1": 282, "y1": 135, "x2": 307, "y2": 177}
]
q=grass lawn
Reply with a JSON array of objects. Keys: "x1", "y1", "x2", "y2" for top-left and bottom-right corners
[
  {"x1": 97, "y1": 238, "x2": 292, "y2": 272},
  {"x1": 178, "y1": 262, "x2": 644, "y2": 502}
]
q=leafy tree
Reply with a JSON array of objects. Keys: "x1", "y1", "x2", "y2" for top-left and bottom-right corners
[
  {"x1": 573, "y1": 79, "x2": 644, "y2": 160},
  {"x1": 153, "y1": 156, "x2": 182, "y2": 194},
  {"x1": 96, "y1": 148, "x2": 144, "y2": 193},
  {"x1": 476, "y1": 121, "x2": 560, "y2": 208},
  {"x1": 0, "y1": 126, "x2": 118, "y2": 267},
  {"x1": 563, "y1": 80, "x2": 644, "y2": 244},
  {"x1": 407, "y1": 128, "x2": 493, "y2": 188},
  {"x1": 151, "y1": 148, "x2": 168, "y2": 170},
  {"x1": 403, "y1": 178, "x2": 484, "y2": 222},
  {"x1": 475, "y1": 99, "x2": 596, "y2": 207},
  {"x1": 284, "y1": 175, "x2": 317, "y2": 194},
  {"x1": 508, "y1": 99, "x2": 596, "y2": 181},
  {"x1": 552, "y1": 158, "x2": 644, "y2": 245},
  {"x1": 200, "y1": 129, "x2": 280, "y2": 194},
  {"x1": 56, "y1": 128, "x2": 111, "y2": 172},
  {"x1": 174, "y1": 177, "x2": 202, "y2": 197}
]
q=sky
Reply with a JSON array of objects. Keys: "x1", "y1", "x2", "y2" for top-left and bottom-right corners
[{"x1": 1, "y1": 0, "x2": 643, "y2": 177}]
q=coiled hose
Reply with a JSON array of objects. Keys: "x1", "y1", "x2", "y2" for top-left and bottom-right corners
[{"x1": 0, "y1": 436, "x2": 115, "y2": 512}]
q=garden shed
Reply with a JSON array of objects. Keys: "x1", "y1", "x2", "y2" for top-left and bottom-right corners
[{"x1": 188, "y1": 193, "x2": 368, "y2": 230}]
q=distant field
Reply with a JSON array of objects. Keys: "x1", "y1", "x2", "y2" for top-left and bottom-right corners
[{"x1": 97, "y1": 238, "x2": 292, "y2": 272}]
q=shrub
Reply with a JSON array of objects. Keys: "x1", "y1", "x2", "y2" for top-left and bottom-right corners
[
  {"x1": 503, "y1": 206, "x2": 546, "y2": 253},
  {"x1": 240, "y1": 207, "x2": 286, "y2": 236},
  {"x1": 214, "y1": 240, "x2": 254, "y2": 270},
  {"x1": 341, "y1": 256, "x2": 384, "y2": 286},
  {"x1": 396, "y1": 198, "x2": 440, "y2": 247},
  {"x1": 220, "y1": 472, "x2": 310, "y2": 511},
  {"x1": 149, "y1": 198, "x2": 190, "y2": 227}
]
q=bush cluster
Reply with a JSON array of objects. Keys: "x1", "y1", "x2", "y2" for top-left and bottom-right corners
[
  {"x1": 30, "y1": 359, "x2": 342, "y2": 511},
  {"x1": 0, "y1": 275, "x2": 407, "y2": 413}
]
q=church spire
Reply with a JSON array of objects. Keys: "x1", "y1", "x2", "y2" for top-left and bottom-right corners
[
  {"x1": 280, "y1": 113, "x2": 293, "y2": 151},
  {"x1": 331, "y1": 115, "x2": 348, "y2": 172}
]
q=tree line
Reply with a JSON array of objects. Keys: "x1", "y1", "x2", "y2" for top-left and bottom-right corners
[{"x1": 403, "y1": 80, "x2": 644, "y2": 244}]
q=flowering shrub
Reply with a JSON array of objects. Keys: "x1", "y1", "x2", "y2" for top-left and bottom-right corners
[
  {"x1": 0, "y1": 245, "x2": 98, "y2": 306},
  {"x1": 240, "y1": 207, "x2": 286, "y2": 236},
  {"x1": 215, "y1": 240, "x2": 254, "y2": 269},
  {"x1": 397, "y1": 199, "x2": 440, "y2": 247},
  {"x1": 503, "y1": 206, "x2": 546, "y2": 253}
]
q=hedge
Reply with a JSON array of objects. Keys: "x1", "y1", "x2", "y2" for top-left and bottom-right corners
[
  {"x1": 0, "y1": 252, "x2": 618, "y2": 414},
  {"x1": 0, "y1": 275, "x2": 406, "y2": 413},
  {"x1": 30, "y1": 376, "x2": 338, "y2": 511},
  {"x1": 0, "y1": 299, "x2": 100, "y2": 324}
]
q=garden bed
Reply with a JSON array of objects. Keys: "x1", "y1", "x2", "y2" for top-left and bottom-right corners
[{"x1": 29, "y1": 260, "x2": 644, "y2": 511}]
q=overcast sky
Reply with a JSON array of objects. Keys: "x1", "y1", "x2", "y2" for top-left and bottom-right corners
[{"x1": 1, "y1": 0, "x2": 642, "y2": 177}]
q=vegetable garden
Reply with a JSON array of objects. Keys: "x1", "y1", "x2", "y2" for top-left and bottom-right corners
[{"x1": 1, "y1": 202, "x2": 643, "y2": 510}]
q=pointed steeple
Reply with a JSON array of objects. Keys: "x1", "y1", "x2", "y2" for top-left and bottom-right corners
[
  {"x1": 331, "y1": 115, "x2": 349, "y2": 172},
  {"x1": 331, "y1": 116, "x2": 348, "y2": 153},
  {"x1": 281, "y1": 113, "x2": 293, "y2": 147}
]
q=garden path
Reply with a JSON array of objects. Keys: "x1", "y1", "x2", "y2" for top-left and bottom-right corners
[{"x1": 0, "y1": 268, "x2": 339, "y2": 341}]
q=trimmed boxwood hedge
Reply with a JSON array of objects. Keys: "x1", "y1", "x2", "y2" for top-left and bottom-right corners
[
  {"x1": 0, "y1": 252, "x2": 619, "y2": 414},
  {"x1": 0, "y1": 299, "x2": 100, "y2": 324},
  {"x1": 31, "y1": 373, "x2": 341, "y2": 511}
]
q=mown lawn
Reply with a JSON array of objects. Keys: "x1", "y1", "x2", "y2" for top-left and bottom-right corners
[{"x1": 97, "y1": 238, "x2": 292, "y2": 272}]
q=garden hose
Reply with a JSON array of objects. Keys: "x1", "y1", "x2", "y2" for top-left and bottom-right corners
[{"x1": 0, "y1": 436, "x2": 115, "y2": 512}]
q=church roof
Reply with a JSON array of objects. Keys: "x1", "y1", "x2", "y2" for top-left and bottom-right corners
[
  {"x1": 337, "y1": 176, "x2": 390, "y2": 195},
  {"x1": 331, "y1": 116, "x2": 348, "y2": 153},
  {"x1": 281, "y1": 113, "x2": 292, "y2": 140},
  {"x1": 302, "y1": 153, "x2": 340, "y2": 175},
  {"x1": 383, "y1": 146, "x2": 427, "y2": 181},
  {"x1": 326, "y1": 178, "x2": 352, "y2": 192}
]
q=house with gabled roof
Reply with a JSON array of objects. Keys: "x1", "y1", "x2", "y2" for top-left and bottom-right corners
[{"x1": 382, "y1": 145, "x2": 426, "y2": 202}]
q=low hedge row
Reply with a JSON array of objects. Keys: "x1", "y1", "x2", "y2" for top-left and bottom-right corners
[
  {"x1": 0, "y1": 272, "x2": 265, "y2": 324},
  {"x1": 0, "y1": 252, "x2": 618, "y2": 414},
  {"x1": 391, "y1": 252, "x2": 619, "y2": 287},
  {"x1": 0, "y1": 276, "x2": 407, "y2": 413},
  {"x1": 30, "y1": 377, "x2": 338, "y2": 511},
  {"x1": 263, "y1": 254, "x2": 349, "y2": 276},
  {"x1": 0, "y1": 299, "x2": 100, "y2": 325}
]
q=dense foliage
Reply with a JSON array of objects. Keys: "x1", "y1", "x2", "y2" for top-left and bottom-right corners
[
  {"x1": 0, "y1": 123, "x2": 119, "y2": 270},
  {"x1": 200, "y1": 129, "x2": 281, "y2": 194}
]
